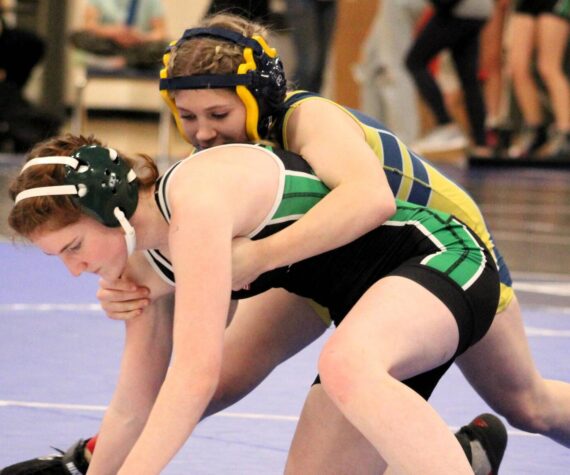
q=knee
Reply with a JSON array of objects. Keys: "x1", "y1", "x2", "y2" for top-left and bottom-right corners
[
  {"x1": 318, "y1": 340, "x2": 356, "y2": 405},
  {"x1": 498, "y1": 394, "x2": 550, "y2": 434},
  {"x1": 509, "y1": 59, "x2": 530, "y2": 80},
  {"x1": 536, "y1": 60, "x2": 562, "y2": 85}
]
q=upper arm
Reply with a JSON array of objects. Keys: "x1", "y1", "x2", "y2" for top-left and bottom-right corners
[
  {"x1": 167, "y1": 179, "x2": 235, "y2": 378},
  {"x1": 163, "y1": 152, "x2": 279, "y2": 379},
  {"x1": 286, "y1": 100, "x2": 390, "y2": 193}
]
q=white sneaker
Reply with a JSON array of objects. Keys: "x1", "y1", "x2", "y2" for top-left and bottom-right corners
[{"x1": 411, "y1": 124, "x2": 468, "y2": 154}]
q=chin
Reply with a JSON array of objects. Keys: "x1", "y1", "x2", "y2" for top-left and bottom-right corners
[{"x1": 100, "y1": 268, "x2": 122, "y2": 281}]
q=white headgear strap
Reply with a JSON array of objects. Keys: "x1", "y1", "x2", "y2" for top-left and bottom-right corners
[{"x1": 14, "y1": 153, "x2": 137, "y2": 256}]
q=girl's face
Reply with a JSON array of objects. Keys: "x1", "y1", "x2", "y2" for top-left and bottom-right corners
[
  {"x1": 174, "y1": 89, "x2": 249, "y2": 149},
  {"x1": 31, "y1": 216, "x2": 129, "y2": 281}
]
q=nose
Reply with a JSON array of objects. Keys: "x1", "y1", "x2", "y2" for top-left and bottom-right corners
[
  {"x1": 62, "y1": 255, "x2": 88, "y2": 277},
  {"x1": 194, "y1": 121, "x2": 217, "y2": 145}
]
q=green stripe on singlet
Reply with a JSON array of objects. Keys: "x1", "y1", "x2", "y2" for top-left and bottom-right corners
[
  {"x1": 272, "y1": 172, "x2": 330, "y2": 222},
  {"x1": 387, "y1": 201, "x2": 486, "y2": 290}
]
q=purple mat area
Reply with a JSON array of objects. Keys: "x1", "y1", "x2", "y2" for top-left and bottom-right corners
[
  {"x1": 0, "y1": 243, "x2": 99, "y2": 303},
  {"x1": 1, "y1": 243, "x2": 569, "y2": 474}
]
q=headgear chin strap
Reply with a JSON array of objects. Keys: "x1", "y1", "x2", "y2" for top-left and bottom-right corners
[
  {"x1": 15, "y1": 145, "x2": 139, "y2": 256},
  {"x1": 159, "y1": 27, "x2": 287, "y2": 142}
]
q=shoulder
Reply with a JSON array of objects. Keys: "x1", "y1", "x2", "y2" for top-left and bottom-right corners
[
  {"x1": 167, "y1": 144, "x2": 283, "y2": 214},
  {"x1": 173, "y1": 144, "x2": 282, "y2": 179}
]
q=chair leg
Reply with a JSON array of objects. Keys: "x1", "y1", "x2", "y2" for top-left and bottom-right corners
[
  {"x1": 71, "y1": 72, "x2": 87, "y2": 135},
  {"x1": 157, "y1": 102, "x2": 171, "y2": 170}
]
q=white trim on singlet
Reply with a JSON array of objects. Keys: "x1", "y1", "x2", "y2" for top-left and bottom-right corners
[
  {"x1": 247, "y1": 148, "x2": 285, "y2": 238},
  {"x1": 384, "y1": 217, "x2": 487, "y2": 290},
  {"x1": 145, "y1": 144, "x2": 285, "y2": 283},
  {"x1": 143, "y1": 250, "x2": 175, "y2": 287}
]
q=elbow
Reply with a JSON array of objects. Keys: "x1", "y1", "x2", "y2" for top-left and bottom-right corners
[
  {"x1": 366, "y1": 186, "x2": 396, "y2": 227},
  {"x1": 171, "y1": 359, "x2": 222, "y2": 401},
  {"x1": 384, "y1": 194, "x2": 397, "y2": 221},
  {"x1": 200, "y1": 370, "x2": 222, "y2": 400}
]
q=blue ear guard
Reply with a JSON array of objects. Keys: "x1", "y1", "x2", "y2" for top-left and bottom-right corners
[{"x1": 159, "y1": 27, "x2": 287, "y2": 142}]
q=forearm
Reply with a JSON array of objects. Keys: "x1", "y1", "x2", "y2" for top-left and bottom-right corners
[
  {"x1": 260, "y1": 182, "x2": 395, "y2": 270},
  {"x1": 89, "y1": 292, "x2": 174, "y2": 474},
  {"x1": 87, "y1": 406, "x2": 147, "y2": 475},
  {"x1": 118, "y1": 369, "x2": 218, "y2": 475}
]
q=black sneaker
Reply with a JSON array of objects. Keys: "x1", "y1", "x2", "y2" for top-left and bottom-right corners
[{"x1": 456, "y1": 413, "x2": 508, "y2": 475}]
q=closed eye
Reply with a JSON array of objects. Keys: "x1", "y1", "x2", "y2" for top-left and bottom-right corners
[{"x1": 68, "y1": 241, "x2": 82, "y2": 253}]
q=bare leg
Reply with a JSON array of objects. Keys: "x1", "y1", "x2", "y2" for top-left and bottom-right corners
[
  {"x1": 457, "y1": 295, "x2": 570, "y2": 447},
  {"x1": 286, "y1": 384, "x2": 386, "y2": 475},
  {"x1": 480, "y1": 0, "x2": 511, "y2": 126},
  {"x1": 318, "y1": 277, "x2": 472, "y2": 474},
  {"x1": 536, "y1": 15, "x2": 570, "y2": 133},
  {"x1": 206, "y1": 289, "x2": 328, "y2": 416},
  {"x1": 508, "y1": 14, "x2": 542, "y2": 126}
]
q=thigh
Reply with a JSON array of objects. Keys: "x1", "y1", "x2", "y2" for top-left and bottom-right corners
[
  {"x1": 329, "y1": 276, "x2": 460, "y2": 382},
  {"x1": 507, "y1": 15, "x2": 537, "y2": 70},
  {"x1": 536, "y1": 14, "x2": 570, "y2": 70},
  {"x1": 480, "y1": 0, "x2": 510, "y2": 69},
  {"x1": 207, "y1": 289, "x2": 328, "y2": 415},
  {"x1": 456, "y1": 296, "x2": 543, "y2": 408},
  {"x1": 285, "y1": 384, "x2": 387, "y2": 475},
  {"x1": 450, "y1": 21, "x2": 485, "y2": 85},
  {"x1": 406, "y1": 15, "x2": 453, "y2": 66}
]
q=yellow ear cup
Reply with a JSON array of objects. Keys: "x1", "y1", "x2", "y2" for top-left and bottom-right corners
[
  {"x1": 236, "y1": 47, "x2": 261, "y2": 142},
  {"x1": 160, "y1": 41, "x2": 192, "y2": 143},
  {"x1": 252, "y1": 34, "x2": 277, "y2": 58},
  {"x1": 235, "y1": 35, "x2": 279, "y2": 141}
]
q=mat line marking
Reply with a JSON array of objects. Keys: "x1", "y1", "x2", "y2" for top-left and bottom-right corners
[
  {"x1": 0, "y1": 399, "x2": 540, "y2": 438},
  {"x1": 0, "y1": 400, "x2": 297, "y2": 422},
  {"x1": 0, "y1": 276, "x2": 569, "y2": 314}
]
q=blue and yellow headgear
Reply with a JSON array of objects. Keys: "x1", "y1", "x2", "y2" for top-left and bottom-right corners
[{"x1": 159, "y1": 27, "x2": 287, "y2": 142}]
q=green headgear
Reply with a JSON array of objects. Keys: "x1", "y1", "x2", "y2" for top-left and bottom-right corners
[{"x1": 15, "y1": 145, "x2": 139, "y2": 254}]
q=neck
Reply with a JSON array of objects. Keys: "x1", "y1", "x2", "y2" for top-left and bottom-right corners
[{"x1": 130, "y1": 187, "x2": 169, "y2": 251}]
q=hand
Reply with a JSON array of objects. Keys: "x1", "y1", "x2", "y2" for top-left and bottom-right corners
[
  {"x1": 231, "y1": 237, "x2": 269, "y2": 291},
  {"x1": 96, "y1": 277, "x2": 150, "y2": 320},
  {"x1": 108, "y1": 26, "x2": 143, "y2": 47}
]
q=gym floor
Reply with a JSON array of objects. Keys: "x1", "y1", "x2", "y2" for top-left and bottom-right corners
[{"x1": 1, "y1": 117, "x2": 569, "y2": 474}]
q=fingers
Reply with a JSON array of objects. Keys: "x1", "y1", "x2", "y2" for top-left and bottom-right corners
[
  {"x1": 99, "y1": 276, "x2": 140, "y2": 292},
  {"x1": 97, "y1": 277, "x2": 150, "y2": 320}
]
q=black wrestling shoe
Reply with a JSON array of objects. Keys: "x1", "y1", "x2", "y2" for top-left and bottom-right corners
[
  {"x1": 0, "y1": 439, "x2": 89, "y2": 475},
  {"x1": 456, "y1": 413, "x2": 508, "y2": 475}
]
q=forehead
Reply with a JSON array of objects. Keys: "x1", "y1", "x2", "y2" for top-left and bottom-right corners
[{"x1": 174, "y1": 88, "x2": 243, "y2": 110}]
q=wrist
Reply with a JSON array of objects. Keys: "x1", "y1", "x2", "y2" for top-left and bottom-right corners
[{"x1": 256, "y1": 237, "x2": 278, "y2": 273}]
